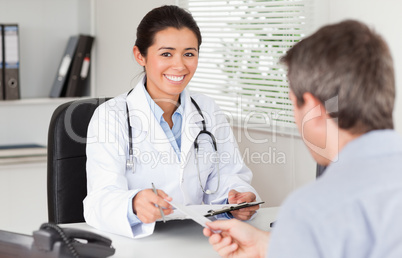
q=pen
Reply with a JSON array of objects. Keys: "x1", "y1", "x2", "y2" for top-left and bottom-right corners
[{"x1": 151, "y1": 182, "x2": 166, "y2": 223}]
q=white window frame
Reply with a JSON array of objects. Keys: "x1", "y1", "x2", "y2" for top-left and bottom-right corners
[{"x1": 177, "y1": 0, "x2": 313, "y2": 135}]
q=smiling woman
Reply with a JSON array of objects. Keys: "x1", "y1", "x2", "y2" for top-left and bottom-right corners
[
  {"x1": 83, "y1": 5, "x2": 262, "y2": 239},
  {"x1": 133, "y1": 27, "x2": 199, "y2": 107}
]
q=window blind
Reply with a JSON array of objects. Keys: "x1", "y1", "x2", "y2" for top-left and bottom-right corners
[{"x1": 177, "y1": 0, "x2": 313, "y2": 133}]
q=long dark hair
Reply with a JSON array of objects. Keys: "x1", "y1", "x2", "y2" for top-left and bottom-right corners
[{"x1": 135, "y1": 5, "x2": 202, "y2": 57}]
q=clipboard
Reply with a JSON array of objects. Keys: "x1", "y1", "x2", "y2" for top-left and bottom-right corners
[{"x1": 204, "y1": 201, "x2": 264, "y2": 217}]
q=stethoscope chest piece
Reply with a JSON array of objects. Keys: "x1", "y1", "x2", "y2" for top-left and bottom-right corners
[{"x1": 126, "y1": 156, "x2": 134, "y2": 172}]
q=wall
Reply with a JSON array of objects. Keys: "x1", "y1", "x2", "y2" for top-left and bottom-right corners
[
  {"x1": 0, "y1": 0, "x2": 92, "y2": 146},
  {"x1": 232, "y1": 128, "x2": 316, "y2": 207},
  {"x1": 0, "y1": 100, "x2": 73, "y2": 145},
  {"x1": 0, "y1": 0, "x2": 91, "y2": 99},
  {"x1": 0, "y1": 163, "x2": 47, "y2": 235},
  {"x1": 93, "y1": 0, "x2": 175, "y2": 97}
]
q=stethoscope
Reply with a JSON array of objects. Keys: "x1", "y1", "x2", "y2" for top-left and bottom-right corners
[{"x1": 125, "y1": 91, "x2": 220, "y2": 195}]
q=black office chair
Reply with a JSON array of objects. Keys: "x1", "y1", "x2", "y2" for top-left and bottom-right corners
[{"x1": 47, "y1": 97, "x2": 110, "y2": 224}]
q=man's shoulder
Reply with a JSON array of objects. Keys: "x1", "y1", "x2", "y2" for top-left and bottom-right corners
[
  {"x1": 278, "y1": 172, "x2": 350, "y2": 217},
  {"x1": 278, "y1": 181, "x2": 323, "y2": 217},
  {"x1": 280, "y1": 154, "x2": 402, "y2": 220}
]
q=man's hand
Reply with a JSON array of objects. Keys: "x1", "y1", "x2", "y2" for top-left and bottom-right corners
[{"x1": 203, "y1": 219, "x2": 270, "y2": 258}]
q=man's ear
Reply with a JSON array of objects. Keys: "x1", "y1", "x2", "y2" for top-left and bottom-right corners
[
  {"x1": 133, "y1": 46, "x2": 146, "y2": 66},
  {"x1": 300, "y1": 92, "x2": 339, "y2": 165},
  {"x1": 302, "y1": 92, "x2": 328, "y2": 125},
  {"x1": 302, "y1": 92, "x2": 320, "y2": 109}
]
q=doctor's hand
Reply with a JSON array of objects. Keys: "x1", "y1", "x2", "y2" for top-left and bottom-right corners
[
  {"x1": 228, "y1": 190, "x2": 258, "y2": 220},
  {"x1": 132, "y1": 189, "x2": 173, "y2": 224},
  {"x1": 203, "y1": 219, "x2": 270, "y2": 258}
]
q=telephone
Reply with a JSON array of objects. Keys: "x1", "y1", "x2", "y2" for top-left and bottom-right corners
[
  {"x1": 0, "y1": 223, "x2": 115, "y2": 258},
  {"x1": 32, "y1": 223, "x2": 115, "y2": 257}
]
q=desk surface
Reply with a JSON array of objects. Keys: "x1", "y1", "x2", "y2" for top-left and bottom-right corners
[{"x1": 62, "y1": 207, "x2": 279, "y2": 258}]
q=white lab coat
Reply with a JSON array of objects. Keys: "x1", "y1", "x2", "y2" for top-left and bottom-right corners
[{"x1": 84, "y1": 77, "x2": 259, "y2": 238}]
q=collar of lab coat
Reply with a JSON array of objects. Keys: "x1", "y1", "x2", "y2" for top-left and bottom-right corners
[{"x1": 126, "y1": 76, "x2": 204, "y2": 161}]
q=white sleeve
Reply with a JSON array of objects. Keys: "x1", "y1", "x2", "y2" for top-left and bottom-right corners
[{"x1": 83, "y1": 101, "x2": 154, "y2": 238}]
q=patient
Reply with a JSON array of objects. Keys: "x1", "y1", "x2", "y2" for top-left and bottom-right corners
[{"x1": 203, "y1": 19, "x2": 402, "y2": 258}]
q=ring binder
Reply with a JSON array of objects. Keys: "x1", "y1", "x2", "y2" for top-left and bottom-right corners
[
  {"x1": 65, "y1": 34, "x2": 94, "y2": 97},
  {"x1": 49, "y1": 36, "x2": 79, "y2": 98},
  {"x1": 0, "y1": 25, "x2": 4, "y2": 100},
  {"x1": 3, "y1": 24, "x2": 20, "y2": 100}
]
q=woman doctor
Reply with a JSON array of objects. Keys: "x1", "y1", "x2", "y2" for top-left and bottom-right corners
[{"x1": 84, "y1": 5, "x2": 260, "y2": 238}]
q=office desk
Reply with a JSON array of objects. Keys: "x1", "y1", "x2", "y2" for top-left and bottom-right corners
[{"x1": 62, "y1": 207, "x2": 279, "y2": 258}]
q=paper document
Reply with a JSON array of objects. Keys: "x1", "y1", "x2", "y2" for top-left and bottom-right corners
[
  {"x1": 162, "y1": 204, "x2": 232, "y2": 221},
  {"x1": 167, "y1": 201, "x2": 212, "y2": 228}
]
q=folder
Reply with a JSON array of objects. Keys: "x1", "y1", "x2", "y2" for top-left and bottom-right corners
[
  {"x1": 49, "y1": 36, "x2": 79, "y2": 98},
  {"x1": 3, "y1": 24, "x2": 20, "y2": 100},
  {"x1": 65, "y1": 34, "x2": 94, "y2": 97},
  {"x1": 0, "y1": 25, "x2": 4, "y2": 100}
]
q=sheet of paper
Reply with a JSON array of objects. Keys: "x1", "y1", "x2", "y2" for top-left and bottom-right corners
[
  {"x1": 166, "y1": 201, "x2": 216, "y2": 228},
  {"x1": 162, "y1": 204, "x2": 231, "y2": 221}
]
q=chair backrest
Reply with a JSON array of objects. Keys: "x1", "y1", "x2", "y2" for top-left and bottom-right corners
[{"x1": 47, "y1": 97, "x2": 110, "y2": 224}]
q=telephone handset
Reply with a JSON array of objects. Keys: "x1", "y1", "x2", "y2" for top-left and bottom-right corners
[{"x1": 33, "y1": 223, "x2": 115, "y2": 257}]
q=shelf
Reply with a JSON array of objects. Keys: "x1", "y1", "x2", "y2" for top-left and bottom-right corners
[
  {"x1": 0, "y1": 97, "x2": 89, "y2": 107},
  {"x1": 0, "y1": 0, "x2": 95, "y2": 146},
  {"x1": 0, "y1": 0, "x2": 94, "y2": 99},
  {"x1": 0, "y1": 97, "x2": 92, "y2": 147}
]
